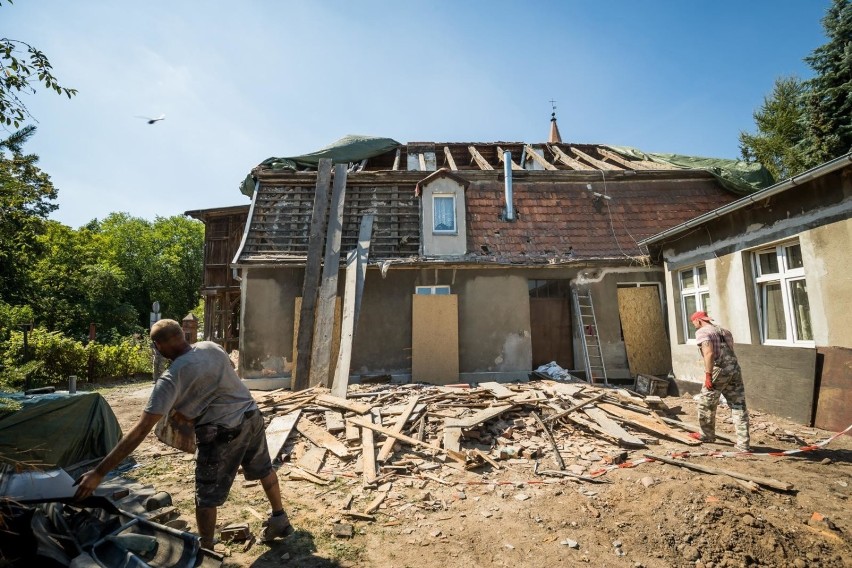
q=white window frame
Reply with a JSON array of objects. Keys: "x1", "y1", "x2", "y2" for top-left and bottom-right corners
[
  {"x1": 432, "y1": 194, "x2": 457, "y2": 234},
  {"x1": 678, "y1": 265, "x2": 710, "y2": 342},
  {"x1": 752, "y1": 240, "x2": 814, "y2": 347},
  {"x1": 415, "y1": 285, "x2": 451, "y2": 295}
]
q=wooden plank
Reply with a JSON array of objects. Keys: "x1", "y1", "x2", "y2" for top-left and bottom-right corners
[
  {"x1": 347, "y1": 416, "x2": 442, "y2": 452},
  {"x1": 496, "y1": 146, "x2": 523, "y2": 171},
  {"x1": 479, "y1": 382, "x2": 515, "y2": 399},
  {"x1": 570, "y1": 146, "x2": 622, "y2": 170},
  {"x1": 598, "y1": 403, "x2": 700, "y2": 445},
  {"x1": 362, "y1": 414, "x2": 378, "y2": 485},
  {"x1": 353, "y1": 214, "x2": 374, "y2": 330},
  {"x1": 309, "y1": 163, "x2": 348, "y2": 388},
  {"x1": 345, "y1": 420, "x2": 360, "y2": 444},
  {"x1": 523, "y1": 144, "x2": 557, "y2": 170},
  {"x1": 544, "y1": 391, "x2": 608, "y2": 423},
  {"x1": 468, "y1": 145, "x2": 494, "y2": 170},
  {"x1": 296, "y1": 419, "x2": 351, "y2": 458},
  {"x1": 645, "y1": 453, "x2": 793, "y2": 491},
  {"x1": 583, "y1": 406, "x2": 645, "y2": 447},
  {"x1": 392, "y1": 148, "x2": 400, "y2": 171},
  {"x1": 295, "y1": 446, "x2": 326, "y2": 474},
  {"x1": 316, "y1": 393, "x2": 373, "y2": 415},
  {"x1": 265, "y1": 411, "x2": 301, "y2": 462},
  {"x1": 331, "y1": 249, "x2": 358, "y2": 398},
  {"x1": 443, "y1": 146, "x2": 458, "y2": 171},
  {"x1": 418, "y1": 153, "x2": 427, "y2": 171},
  {"x1": 325, "y1": 410, "x2": 345, "y2": 433},
  {"x1": 377, "y1": 396, "x2": 420, "y2": 462},
  {"x1": 364, "y1": 491, "x2": 388, "y2": 514},
  {"x1": 293, "y1": 159, "x2": 333, "y2": 390},
  {"x1": 548, "y1": 144, "x2": 594, "y2": 170},
  {"x1": 444, "y1": 404, "x2": 514, "y2": 429},
  {"x1": 531, "y1": 411, "x2": 565, "y2": 470}
]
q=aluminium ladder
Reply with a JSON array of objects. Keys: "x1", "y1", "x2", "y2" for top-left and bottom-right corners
[{"x1": 572, "y1": 289, "x2": 608, "y2": 385}]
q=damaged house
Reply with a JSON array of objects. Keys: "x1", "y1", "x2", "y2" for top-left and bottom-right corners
[
  {"x1": 217, "y1": 121, "x2": 771, "y2": 389},
  {"x1": 640, "y1": 152, "x2": 852, "y2": 430}
]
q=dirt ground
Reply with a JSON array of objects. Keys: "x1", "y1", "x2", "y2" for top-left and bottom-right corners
[{"x1": 95, "y1": 379, "x2": 852, "y2": 568}]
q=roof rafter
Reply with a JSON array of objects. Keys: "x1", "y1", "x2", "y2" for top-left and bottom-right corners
[
  {"x1": 597, "y1": 147, "x2": 652, "y2": 170},
  {"x1": 570, "y1": 146, "x2": 623, "y2": 170},
  {"x1": 496, "y1": 146, "x2": 523, "y2": 171},
  {"x1": 468, "y1": 145, "x2": 494, "y2": 170},
  {"x1": 443, "y1": 146, "x2": 458, "y2": 171},
  {"x1": 548, "y1": 144, "x2": 594, "y2": 170},
  {"x1": 523, "y1": 144, "x2": 557, "y2": 170}
]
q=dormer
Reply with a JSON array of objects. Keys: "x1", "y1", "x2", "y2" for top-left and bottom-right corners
[{"x1": 415, "y1": 168, "x2": 470, "y2": 257}]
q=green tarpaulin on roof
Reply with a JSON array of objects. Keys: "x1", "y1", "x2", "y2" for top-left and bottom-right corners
[
  {"x1": 240, "y1": 134, "x2": 401, "y2": 197},
  {"x1": 0, "y1": 392, "x2": 122, "y2": 469},
  {"x1": 604, "y1": 145, "x2": 774, "y2": 195}
]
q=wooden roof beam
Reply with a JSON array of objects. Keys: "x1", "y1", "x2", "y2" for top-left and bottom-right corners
[
  {"x1": 496, "y1": 146, "x2": 523, "y2": 171},
  {"x1": 570, "y1": 146, "x2": 623, "y2": 170},
  {"x1": 468, "y1": 145, "x2": 494, "y2": 170},
  {"x1": 548, "y1": 144, "x2": 594, "y2": 170},
  {"x1": 418, "y1": 153, "x2": 427, "y2": 172},
  {"x1": 597, "y1": 148, "x2": 652, "y2": 170},
  {"x1": 392, "y1": 148, "x2": 401, "y2": 171},
  {"x1": 523, "y1": 144, "x2": 557, "y2": 170},
  {"x1": 443, "y1": 146, "x2": 458, "y2": 171}
]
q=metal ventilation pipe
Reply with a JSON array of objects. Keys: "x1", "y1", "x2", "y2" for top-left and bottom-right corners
[{"x1": 504, "y1": 151, "x2": 514, "y2": 221}]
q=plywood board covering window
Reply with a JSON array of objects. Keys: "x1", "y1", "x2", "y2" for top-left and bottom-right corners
[
  {"x1": 412, "y1": 294, "x2": 459, "y2": 384},
  {"x1": 617, "y1": 286, "x2": 671, "y2": 376}
]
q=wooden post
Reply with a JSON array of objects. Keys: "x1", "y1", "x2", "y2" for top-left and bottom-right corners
[
  {"x1": 293, "y1": 159, "x2": 333, "y2": 391},
  {"x1": 353, "y1": 214, "x2": 374, "y2": 330},
  {"x1": 309, "y1": 164, "x2": 348, "y2": 388},
  {"x1": 331, "y1": 249, "x2": 358, "y2": 398}
]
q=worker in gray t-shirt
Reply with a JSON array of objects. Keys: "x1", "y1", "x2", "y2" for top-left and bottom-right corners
[{"x1": 74, "y1": 319, "x2": 294, "y2": 548}]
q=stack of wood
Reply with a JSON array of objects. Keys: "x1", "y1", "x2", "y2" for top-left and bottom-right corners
[{"x1": 253, "y1": 379, "x2": 722, "y2": 490}]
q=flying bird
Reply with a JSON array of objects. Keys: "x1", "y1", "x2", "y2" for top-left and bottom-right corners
[{"x1": 136, "y1": 114, "x2": 165, "y2": 125}]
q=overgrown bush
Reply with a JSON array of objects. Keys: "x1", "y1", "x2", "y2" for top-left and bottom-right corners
[{"x1": 0, "y1": 329, "x2": 152, "y2": 391}]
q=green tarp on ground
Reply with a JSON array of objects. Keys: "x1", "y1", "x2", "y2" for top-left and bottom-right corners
[
  {"x1": 0, "y1": 392, "x2": 122, "y2": 469},
  {"x1": 241, "y1": 134, "x2": 401, "y2": 197},
  {"x1": 605, "y1": 145, "x2": 774, "y2": 195}
]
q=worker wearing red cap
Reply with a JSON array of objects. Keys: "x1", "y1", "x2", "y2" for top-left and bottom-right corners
[{"x1": 689, "y1": 311, "x2": 750, "y2": 452}]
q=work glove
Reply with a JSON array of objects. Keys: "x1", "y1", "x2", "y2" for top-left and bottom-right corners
[{"x1": 704, "y1": 372, "x2": 714, "y2": 391}]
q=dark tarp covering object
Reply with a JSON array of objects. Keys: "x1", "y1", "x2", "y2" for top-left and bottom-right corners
[
  {"x1": 604, "y1": 145, "x2": 775, "y2": 195},
  {"x1": 240, "y1": 134, "x2": 401, "y2": 196},
  {"x1": 0, "y1": 392, "x2": 122, "y2": 469}
]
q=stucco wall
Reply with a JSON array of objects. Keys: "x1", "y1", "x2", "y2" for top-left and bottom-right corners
[{"x1": 801, "y1": 220, "x2": 852, "y2": 348}]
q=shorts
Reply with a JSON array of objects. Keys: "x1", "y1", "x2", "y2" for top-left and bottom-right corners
[{"x1": 194, "y1": 410, "x2": 273, "y2": 508}]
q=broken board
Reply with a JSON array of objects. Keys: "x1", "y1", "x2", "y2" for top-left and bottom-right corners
[
  {"x1": 265, "y1": 410, "x2": 301, "y2": 462},
  {"x1": 296, "y1": 418, "x2": 351, "y2": 458}
]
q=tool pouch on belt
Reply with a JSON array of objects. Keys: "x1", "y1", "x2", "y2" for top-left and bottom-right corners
[{"x1": 195, "y1": 423, "x2": 242, "y2": 446}]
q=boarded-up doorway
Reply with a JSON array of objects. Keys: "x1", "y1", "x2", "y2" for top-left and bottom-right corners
[
  {"x1": 412, "y1": 293, "x2": 459, "y2": 384},
  {"x1": 529, "y1": 280, "x2": 573, "y2": 369},
  {"x1": 617, "y1": 285, "x2": 670, "y2": 376}
]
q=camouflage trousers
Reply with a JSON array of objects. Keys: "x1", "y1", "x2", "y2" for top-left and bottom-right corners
[{"x1": 697, "y1": 366, "x2": 750, "y2": 450}]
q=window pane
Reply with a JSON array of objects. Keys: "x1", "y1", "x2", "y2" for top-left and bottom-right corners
[
  {"x1": 684, "y1": 295, "x2": 697, "y2": 339},
  {"x1": 786, "y1": 244, "x2": 804, "y2": 270},
  {"x1": 789, "y1": 279, "x2": 813, "y2": 341},
  {"x1": 758, "y1": 251, "x2": 779, "y2": 276},
  {"x1": 762, "y1": 282, "x2": 787, "y2": 340},
  {"x1": 700, "y1": 293, "x2": 710, "y2": 317},
  {"x1": 680, "y1": 269, "x2": 695, "y2": 290},
  {"x1": 696, "y1": 265, "x2": 707, "y2": 287},
  {"x1": 433, "y1": 197, "x2": 455, "y2": 232}
]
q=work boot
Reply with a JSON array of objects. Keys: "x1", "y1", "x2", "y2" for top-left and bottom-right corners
[{"x1": 261, "y1": 512, "x2": 294, "y2": 542}]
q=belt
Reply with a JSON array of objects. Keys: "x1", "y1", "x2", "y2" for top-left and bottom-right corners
[{"x1": 244, "y1": 408, "x2": 259, "y2": 419}]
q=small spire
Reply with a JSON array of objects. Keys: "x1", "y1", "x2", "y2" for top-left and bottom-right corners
[{"x1": 548, "y1": 100, "x2": 562, "y2": 143}]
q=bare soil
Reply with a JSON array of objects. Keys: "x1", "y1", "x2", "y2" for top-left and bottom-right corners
[{"x1": 95, "y1": 379, "x2": 852, "y2": 568}]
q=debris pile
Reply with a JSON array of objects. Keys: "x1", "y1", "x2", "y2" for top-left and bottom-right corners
[{"x1": 255, "y1": 377, "x2": 712, "y2": 493}]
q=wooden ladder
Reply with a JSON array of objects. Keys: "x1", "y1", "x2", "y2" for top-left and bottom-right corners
[{"x1": 573, "y1": 289, "x2": 608, "y2": 385}]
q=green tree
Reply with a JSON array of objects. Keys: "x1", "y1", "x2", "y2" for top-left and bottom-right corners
[
  {"x1": 0, "y1": 126, "x2": 55, "y2": 304},
  {"x1": 1, "y1": 1, "x2": 77, "y2": 128},
  {"x1": 802, "y1": 0, "x2": 852, "y2": 164},
  {"x1": 739, "y1": 77, "x2": 809, "y2": 182}
]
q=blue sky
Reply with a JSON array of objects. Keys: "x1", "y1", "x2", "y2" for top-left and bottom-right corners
[{"x1": 5, "y1": 1, "x2": 832, "y2": 228}]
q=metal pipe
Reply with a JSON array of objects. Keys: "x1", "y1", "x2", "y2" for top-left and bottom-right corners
[{"x1": 504, "y1": 151, "x2": 514, "y2": 221}]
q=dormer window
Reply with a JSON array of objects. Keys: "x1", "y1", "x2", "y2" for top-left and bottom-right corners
[{"x1": 433, "y1": 195, "x2": 457, "y2": 234}]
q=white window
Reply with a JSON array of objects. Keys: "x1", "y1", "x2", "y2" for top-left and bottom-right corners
[
  {"x1": 679, "y1": 265, "x2": 709, "y2": 341},
  {"x1": 415, "y1": 286, "x2": 451, "y2": 295},
  {"x1": 432, "y1": 195, "x2": 456, "y2": 234},
  {"x1": 753, "y1": 240, "x2": 813, "y2": 345}
]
